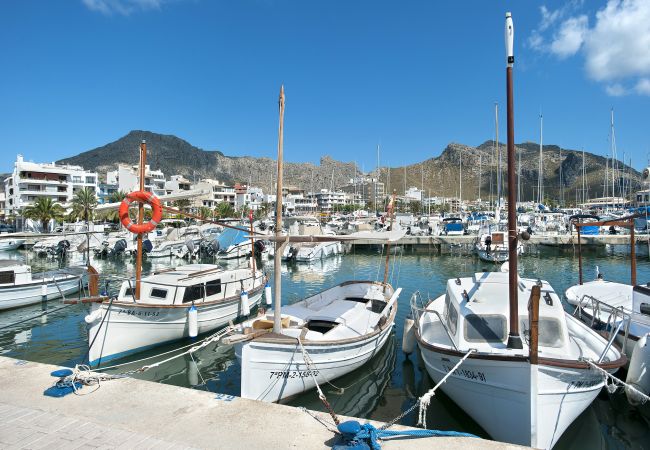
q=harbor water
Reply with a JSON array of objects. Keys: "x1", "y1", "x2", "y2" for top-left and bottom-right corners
[{"x1": 0, "y1": 244, "x2": 648, "y2": 449}]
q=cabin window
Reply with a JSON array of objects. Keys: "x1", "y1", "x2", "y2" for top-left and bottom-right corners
[
  {"x1": 538, "y1": 318, "x2": 564, "y2": 348},
  {"x1": 464, "y1": 314, "x2": 507, "y2": 343},
  {"x1": 205, "y1": 279, "x2": 222, "y2": 297},
  {"x1": 0, "y1": 271, "x2": 15, "y2": 284},
  {"x1": 447, "y1": 303, "x2": 458, "y2": 336},
  {"x1": 124, "y1": 287, "x2": 135, "y2": 298},
  {"x1": 150, "y1": 288, "x2": 167, "y2": 299},
  {"x1": 183, "y1": 284, "x2": 204, "y2": 303}
]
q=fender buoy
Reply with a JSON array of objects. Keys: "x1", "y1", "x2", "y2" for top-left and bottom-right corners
[{"x1": 119, "y1": 191, "x2": 163, "y2": 234}]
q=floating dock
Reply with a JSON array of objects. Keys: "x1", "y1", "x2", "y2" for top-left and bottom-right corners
[{"x1": 0, "y1": 356, "x2": 524, "y2": 449}]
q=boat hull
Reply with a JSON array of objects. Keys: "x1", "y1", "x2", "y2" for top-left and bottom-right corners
[
  {"x1": 0, "y1": 276, "x2": 82, "y2": 310},
  {"x1": 418, "y1": 344, "x2": 606, "y2": 449},
  {"x1": 236, "y1": 322, "x2": 394, "y2": 402},
  {"x1": 88, "y1": 289, "x2": 263, "y2": 366}
]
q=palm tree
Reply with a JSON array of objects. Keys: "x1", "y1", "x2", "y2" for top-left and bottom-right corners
[
  {"x1": 198, "y1": 206, "x2": 213, "y2": 221},
  {"x1": 108, "y1": 190, "x2": 127, "y2": 204},
  {"x1": 216, "y1": 201, "x2": 235, "y2": 219},
  {"x1": 70, "y1": 187, "x2": 98, "y2": 222},
  {"x1": 22, "y1": 197, "x2": 65, "y2": 230}
]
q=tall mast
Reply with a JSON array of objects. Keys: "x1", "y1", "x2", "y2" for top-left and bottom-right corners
[
  {"x1": 495, "y1": 103, "x2": 501, "y2": 207},
  {"x1": 517, "y1": 147, "x2": 521, "y2": 204},
  {"x1": 135, "y1": 140, "x2": 146, "y2": 300},
  {"x1": 479, "y1": 153, "x2": 482, "y2": 202},
  {"x1": 538, "y1": 113, "x2": 543, "y2": 204},
  {"x1": 505, "y1": 12, "x2": 522, "y2": 349},
  {"x1": 376, "y1": 144, "x2": 380, "y2": 215},
  {"x1": 582, "y1": 148, "x2": 586, "y2": 206},
  {"x1": 273, "y1": 86, "x2": 286, "y2": 334},
  {"x1": 459, "y1": 148, "x2": 462, "y2": 210},
  {"x1": 559, "y1": 146, "x2": 563, "y2": 207},
  {"x1": 611, "y1": 108, "x2": 617, "y2": 201}
]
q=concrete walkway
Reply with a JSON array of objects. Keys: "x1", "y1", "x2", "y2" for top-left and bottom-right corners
[{"x1": 0, "y1": 356, "x2": 524, "y2": 450}]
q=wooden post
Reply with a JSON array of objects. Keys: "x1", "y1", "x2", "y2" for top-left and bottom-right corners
[
  {"x1": 135, "y1": 140, "x2": 146, "y2": 300},
  {"x1": 249, "y1": 209, "x2": 256, "y2": 272},
  {"x1": 528, "y1": 285, "x2": 540, "y2": 365},
  {"x1": 577, "y1": 223, "x2": 583, "y2": 285},
  {"x1": 382, "y1": 191, "x2": 396, "y2": 292},
  {"x1": 87, "y1": 265, "x2": 99, "y2": 297},
  {"x1": 273, "y1": 86, "x2": 285, "y2": 335},
  {"x1": 631, "y1": 223, "x2": 637, "y2": 286}
]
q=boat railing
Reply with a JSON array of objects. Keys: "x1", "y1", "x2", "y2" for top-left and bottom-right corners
[
  {"x1": 574, "y1": 294, "x2": 632, "y2": 356},
  {"x1": 409, "y1": 291, "x2": 459, "y2": 351}
]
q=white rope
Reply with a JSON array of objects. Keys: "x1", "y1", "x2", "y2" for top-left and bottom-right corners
[
  {"x1": 585, "y1": 359, "x2": 649, "y2": 404},
  {"x1": 297, "y1": 336, "x2": 327, "y2": 402},
  {"x1": 417, "y1": 348, "x2": 476, "y2": 428},
  {"x1": 63, "y1": 326, "x2": 234, "y2": 389}
]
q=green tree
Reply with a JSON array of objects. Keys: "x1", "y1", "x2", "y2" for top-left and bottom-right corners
[
  {"x1": 216, "y1": 201, "x2": 235, "y2": 219},
  {"x1": 70, "y1": 187, "x2": 98, "y2": 222},
  {"x1": 410, "y1": 200, "x2": 422, "y2": 215},
  {"x1": 22, "y1": 197, "x2": 65, "y2": 230},
  {"x1": 108, "y1": 190, "x2": 127, "y2": 203},
  {"x1": 198, "y1": 206, "x2": 213, "y2": 221},
  {"x1": 173, "y1": 199, "x2": 191, "y2": 212}
]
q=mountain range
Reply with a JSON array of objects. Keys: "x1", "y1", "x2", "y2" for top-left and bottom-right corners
[{"x1": 57, "y1": 130, "x2": 643, "y2": 205}]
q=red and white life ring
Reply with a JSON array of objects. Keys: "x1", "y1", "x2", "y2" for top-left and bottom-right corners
[{"x1": 119, "y1": 191, "x2": 163, "y2": 234}]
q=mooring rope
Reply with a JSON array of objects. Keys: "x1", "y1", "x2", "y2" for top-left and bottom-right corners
[
  {"x1": 297, "y1": 336, "x2": 340, "y2": 425},
  {"x1": 585, "y1": 359, "x2": 649, "y2": 404}
]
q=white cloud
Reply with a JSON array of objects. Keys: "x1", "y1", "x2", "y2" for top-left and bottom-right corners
[
  {"x1": 584, "y1": 0, "x2": 650, "y2": 81},
  {"x1": 82, "y1": 0, "x2": 164, "y2": 16},
  {"x1": 549, "y1": 15, "x2": 588, "y2": 58},
  {"x1": 605, "y1": 83, "x2": 627, "y2": 96},
  {"x1": 530, "y1": 0, "x2": 650, "y2": 96},
  {"x1": 635, "y1": 78, "x2": 650, "y2": 95}
]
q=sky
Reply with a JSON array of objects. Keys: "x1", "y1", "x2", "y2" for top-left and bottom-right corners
[{"x1": 1, "y1": 0, "x2": 649, "y2": 174}]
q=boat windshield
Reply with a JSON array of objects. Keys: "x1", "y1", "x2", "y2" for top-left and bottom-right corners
[{"x1": 464, "y1": 314, "x2": 507, "y2": 343}]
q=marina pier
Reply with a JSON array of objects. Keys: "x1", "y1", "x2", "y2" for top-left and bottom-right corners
[{"x1": 0, "y1": 356, "x2": 517, "y2": 450}]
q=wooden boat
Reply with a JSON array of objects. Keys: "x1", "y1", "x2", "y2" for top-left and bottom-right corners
[
  {"x1": 86, "y1": 263, "x2": 265, "y2": 366},
  {"x1": 0, "y1": 260, "x2": 84, "y2": 310}
]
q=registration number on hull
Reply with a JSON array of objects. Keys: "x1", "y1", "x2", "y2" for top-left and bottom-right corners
[
  {"x1": 442, "y1": 364, "x2": 487, "y2": 383},
  {"x1": 269, "y1": 370, "x2": 319, "y2": 379}
]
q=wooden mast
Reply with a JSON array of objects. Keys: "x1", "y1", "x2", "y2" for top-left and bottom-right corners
[
  {"x1": 382, "y1": 190, "x2": 397, "y2": 292},
  {"x1": 273, "y1": 86, "x2": 286, "y2": 334},
  {"x1": 135, "y1": 140, "x2": 146, "y2": 300},
  {"x1": 505, "y1": 12, "x2": 522, "y2": 349}
]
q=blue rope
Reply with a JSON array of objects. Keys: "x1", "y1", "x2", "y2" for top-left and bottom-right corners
[{"x1": 332, "y1": 420, "x2": 478, "y2": 450}]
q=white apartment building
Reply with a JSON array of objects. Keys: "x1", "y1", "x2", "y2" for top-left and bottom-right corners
[
  {"x1": 310, "y1": 189, "x2": 346, "y2": 212},
  {"x1": 106, "y1": 164, "x2": 166, "y2": 197},
  {"x1": 285, "y1": 194, "x2": 317, "y2": 214},
  {"x1": 191, "y1": 179, "x2": 236, "y2": 208},
  {"x1": 235, "y1": 185, "x2": 265, "y2": 211},
  {"x1": 4, "y1": 155, "x2": 98, "y2": 215},
  {"x1": 405, "y1": 186, "x2": 423, "y2": 201}
]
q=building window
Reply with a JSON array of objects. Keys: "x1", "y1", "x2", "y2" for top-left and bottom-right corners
[
  {"x1": 86, "y1": 176, "x2": 95, "y2": 184},
  {"x1": 72, "y1": 176, "x2": 82, "y2": 183}
]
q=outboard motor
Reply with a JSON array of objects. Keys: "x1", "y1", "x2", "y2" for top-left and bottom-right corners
[
  {"x1": 94, "y1": 241, "x2": 110, "y2": 257},
  {"x1": 254, "y1": 240, "x2": 265, "y2": 254},
  {"x1": 200, "y1": 239, "x2": 220, "y2": 257},
  {"x1": 183, "y1": 239, "x2": 196, "y2": 259},
  {"x1": 54, "y1": 240, "x2": 70, "y2": 258},
  {"x1": 142, "y1": 239, "x2": 153, "y2": 254},
  {"x1": 109, "y1": 239, "x2": 128, "y2": 257}
]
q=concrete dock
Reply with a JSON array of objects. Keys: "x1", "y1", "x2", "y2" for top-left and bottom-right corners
[{"x1": 0, "y1": 356, "x2": 523, "y2": 450}]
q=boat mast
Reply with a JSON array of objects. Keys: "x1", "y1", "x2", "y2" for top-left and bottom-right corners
[
  {"x1": 611, "y1": 108, "x2": 617, "y2": 202},
  {"x1": 135, "y1": 140, "x2": 146, "y2": 300},
  {"x1": 495, "y1": 103, "x2": 500, "y2": 208},
  {"x1": 273, "y1": 86, "x2": 285, "y2": 334},
  {"x1": 538, "y1": 113, "x2": 543, "y2": 204},
  {"x1": 479, "y1": 153, "x2": 482, "y2": 203},
  {"x1": 505, "y1": 12, "x2": 522, "y2": 349}
]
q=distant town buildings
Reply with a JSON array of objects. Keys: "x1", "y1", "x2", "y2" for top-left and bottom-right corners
[{"x1": 3, "y1": 155, "x2": 98, "y2": 216}]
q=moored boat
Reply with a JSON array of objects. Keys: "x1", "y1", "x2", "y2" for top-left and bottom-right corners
[
  {"x1": 0, "y1": 259, "x2": 84, "y2": 310},
  {"x1": 86, "y1": 263, "x2": 265, "y2": 366}
]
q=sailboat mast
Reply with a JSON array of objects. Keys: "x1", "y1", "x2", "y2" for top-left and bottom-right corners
[
  {"x1": 611, "y1": 108, "x2": 618, "y2": 201},
  {"x1": 495, "y1": 103, "x2": 500, "y2": 207},
  {"x1": 479, "y1": 153, "x2": 482, "y2": 202},
  {"x1": 273, "y1": 86, "x2": 286, "y2": 334},
  {"x1": 135, "y1": 140, "x2": 146, "y2": 300},
  {"x1": 505, "y1": 12, "x2": 522, "y2": 349},
  {"x1": 538, "y1": 114, "x2": 543, "y2": 204}
]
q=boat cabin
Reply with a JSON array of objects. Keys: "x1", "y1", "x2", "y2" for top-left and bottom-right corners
[
  {"x1": 0, "y1": 260, "x2": 32, "y2": 285},
  {"x1": 435, "y1": 272, "x2": 571, "y2": 358},
  {"x1": 116, "y1": 264, "x2": 261, "y2": 305}
]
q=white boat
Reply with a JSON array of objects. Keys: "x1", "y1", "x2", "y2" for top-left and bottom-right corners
[
  {"x1": 293, "y1": 241, "x2": 343, "y2": 262},
  {"x1": 565, "y1": 279, "x2": 650, "y2": 360},
  {"x1": 225, "y1": 86, "x2": 402, "y2": 405},
  {"x1": 412, "y1": 13, "x2": 626, "y2": 449},
  {"x1": 86, "y1": 263, "x2": 266, "y2": 366},
  {"x1": 0, "y1": 238, "x2": 26, "y2": 251},
  {"x1": 0, "y1": 260, "x2": 84, "y2": 310},
  {"x1": 474, "y1": 230, "x2": 523, "y2": 263},
  {"x1": 214, "y1": 227, "x2": 255, "y2": 260},
  {"x1": 227, "y1": 280, "x2": 400, "y2": 402},
  {"x1": 412, "y1": 272, "x2": 626, "y2": 449}
]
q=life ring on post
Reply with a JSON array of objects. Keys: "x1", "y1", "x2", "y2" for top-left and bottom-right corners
[{"x1": 119, "y1": 191, "x2": 163, "y2": 234}]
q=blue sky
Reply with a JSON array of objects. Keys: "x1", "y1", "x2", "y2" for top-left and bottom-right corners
[{"x1": 1, "y1": 0, "x2": 649, "y2": 173}]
